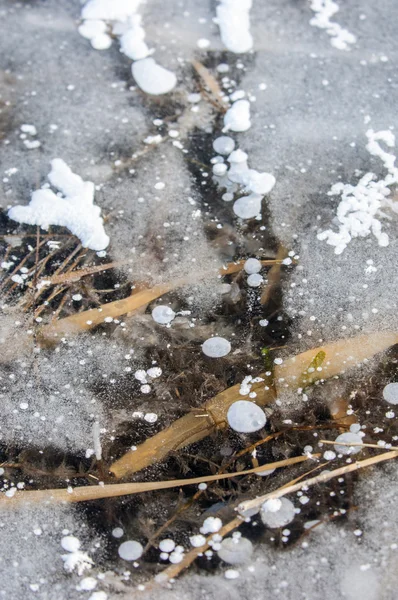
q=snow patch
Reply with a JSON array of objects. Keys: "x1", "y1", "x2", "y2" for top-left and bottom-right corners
[
  {"x1": 8, "y1": 159, "x2": 109, "y2": 251},
  {"x1": 216, "y1": 0, "x2": 253, "y2": 54}
]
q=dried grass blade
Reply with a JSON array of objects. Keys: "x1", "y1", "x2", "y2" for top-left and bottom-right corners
[
  {"x1": 238, "y1": 450, "x2": 398, "y2": 514},
  {"x1": 1, "y1": 455, "x2": 312, "y2": 506},
  {"x1": 110, "y1": 378, "x2": 276, "y2": 478}
]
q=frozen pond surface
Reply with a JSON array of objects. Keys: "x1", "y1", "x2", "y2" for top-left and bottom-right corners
[{"x1": 0, "y1": 0, "x2": 398, "y2": 598}]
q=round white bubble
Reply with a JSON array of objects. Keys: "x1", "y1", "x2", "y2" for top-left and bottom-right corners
[
  {"x1": 112, "y1": 527, "x2": 124, "y2": 538},
  {"x1": 260, "y1": 497, "x2": 296, "y2": 528},
  {"x1": 213, "y1": 136, "x2": 235, "y2": 155},
  {"x1": 382, "y1": 382, "x2": 398, "y2": 405},
  {"x1": 202, "y1": 336, "x2": 231, "y2": 358},
  {"x1": 159, "y1": 539, "x2": 175, "y2": 553},
  {"x1": 247, "y1": 273, "x2": 263, "y2": 287},
  {"x1": 61, "y1": 535, "x2": 80, "y2": 552},
  {"x1": 213, "y1": 163, "x2": 228, "y2": 176},
  {"x1": 152, "y1": 305, "x2": 176, "y2": 324},
  {"x1": 217, "y1": 536, "x2": 253, "y2": 565},
  {"x1": 233, "y1": 193, "x2": 262, "y2": 219},
  {"x1": 334, "y1": 432, "x2": 363, "y2": 455},
  {"x1": 227, "y1": 400, "x2": 266, "y2": 433},
  {"x1": 118, "y1": 540, "x2": 143, "y2": 561},
  {"x1": 244, "y1": 258, "x2": 262, "y2": 274}
]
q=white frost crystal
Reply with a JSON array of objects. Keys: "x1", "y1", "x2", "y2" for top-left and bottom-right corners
[
  {"x1": 382, "y1": 382, "x2": 398, "y2": 405},
  {"x1": 260, "y1": 497, "x2": 296, "y2": 528},
  {"x1": 217, "y1": 536, "x2": 253, "y2": 564},
  {"x1": 309, "y1": 0, "x2": 356, "y2": 51},
  {"x1": 8, "y1": 159, "x2": 109, "y2": 251},
  {"x1": 334, "y1": 432, "x2": 363, "y2": 455},
  {"x1": 233, "y1": 193, "x2": 262, "y2": 219},
  {"x1": 224, "y1": 100, "x2": 251, "y2": 132},
  {"x1": 202, "y1": 336, "x2": 231, "y2": 358},
  {"x1": 132, "y1": 58, "x2": 177, "y2": 95},
  {"x1": 227, "y1": 400, "x2": 266, "y2": 433},
  {"x1": 118, "y1": 540, "x2": 143, "y2": 561},
  {"x1": 318, "y1": 130, "x2": 398, "y2": 254},
  {"x1": 216, "y1": 0, "x2": 253, "y2": 54}
]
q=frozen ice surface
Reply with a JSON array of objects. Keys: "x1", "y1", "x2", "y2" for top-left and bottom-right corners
[
  {"x1": 0, "y1": 503, "x2": 98, "y2": 600},
  {"x1": 227, "y1": 400, "x2": 266, "y2": 433}
]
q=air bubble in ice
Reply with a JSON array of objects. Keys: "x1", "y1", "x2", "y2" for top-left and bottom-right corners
[
  {"x1": 202, "y1": 336, "x2": 231, "y2": 358},
  {"x1": 227, "y1": 400, "x2": 266, "y2": 433}
]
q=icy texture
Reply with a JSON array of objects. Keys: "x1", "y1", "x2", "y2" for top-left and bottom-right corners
[
  {"x1": 244, "y1": 258, "x2": 262, "y2": 274},
  {"x1": 216, "y1": 0, "x2": 253, "y2": 54},
  {"x1": 0, "y1": 503, "x2": 98, "y2": 600},
  {"x1": 8, "y1": 159, "x2": 109, "y2": 251},
  {"x1": 227, "y1": 400, "x2": 266, "y2": 433}
]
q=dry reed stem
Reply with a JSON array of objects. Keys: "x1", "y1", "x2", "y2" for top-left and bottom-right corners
[
  {"x1": 1, "y1": 455, "x2": 311, "y2": 506},
  {"x1": 38, "y1": 260, "x2": 277, "y2": 343},
  {"x1": 110, "y1": 377, "x2": 276, "y2": 478},
  {"x1": 38, "y1": 260, "x2": 129, "y2": 286},
  {"x1": 260, "y1": 245, "x2": 287, "y2": 305},
  {"x1": 191, "y1": 60, "x2": 229, "y2": 111},
  {"x1": 110, "y1": 331, "x2": 398, "y2": 478},
  {"x1": 320, "y1": 439, "x2": 398, "y2": 451},
  {"x1": 275, "y1": 331, "x2": 398, "y2": 389},
  {"x1": 238, "y1": 449, "x2": 398, "y2": 514}
]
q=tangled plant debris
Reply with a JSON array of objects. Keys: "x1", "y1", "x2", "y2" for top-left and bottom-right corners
[{"x1": 0, "y1": 0, "x2": 398, "y2": 599}]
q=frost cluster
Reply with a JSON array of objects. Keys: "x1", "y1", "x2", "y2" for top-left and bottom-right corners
[
  {"x1": 318, "y1": 130, "x2": 398, "y2": 254},
  {"x1": 212, "y1": 139, "x2": 276, "y2": 220},
  {"x1": 216, "y1": 0, "x2": 253, "y2": 54},
  {"x1": 309, "y1": 0, "x2": 357, "y2": 50},
  {"x1": 8, "y1": 159, "x2": 109, "y2": 251}
]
